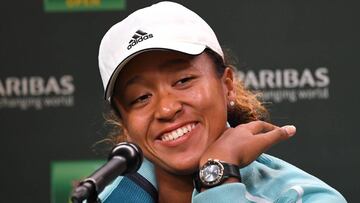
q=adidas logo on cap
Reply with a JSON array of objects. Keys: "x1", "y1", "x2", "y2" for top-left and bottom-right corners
[{"x1": 127, "y1": 30, "x2": 153, "y2": 50}]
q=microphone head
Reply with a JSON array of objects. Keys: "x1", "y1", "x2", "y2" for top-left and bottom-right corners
[{"x1": 109, "y1": 142, "x2": 143, "y2": 174}]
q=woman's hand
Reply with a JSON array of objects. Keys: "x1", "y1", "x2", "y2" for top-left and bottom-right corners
[{"x1": 199, "y1": 121, "x2": 296, "y2": 167}]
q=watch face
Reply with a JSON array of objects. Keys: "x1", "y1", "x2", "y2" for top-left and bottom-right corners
[
  {"x1": 199, "y1": 159, "x2": 224, "y2": 186},
  {"x1": 203, "y1": 164, "x2": 220, "y2": 182}
]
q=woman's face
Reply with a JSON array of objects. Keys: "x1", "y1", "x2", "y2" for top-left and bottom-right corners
[{"x1": 113, "y1": 50, "x2": 234, "y2": 174}]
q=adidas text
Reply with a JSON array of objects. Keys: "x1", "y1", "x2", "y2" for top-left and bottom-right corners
[{"x1": 127, "y1": 34, "x2": 153, "y2": 50}]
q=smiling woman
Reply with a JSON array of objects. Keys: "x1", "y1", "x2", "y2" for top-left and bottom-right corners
[
  {"x1": 95, "y1": 1, "x2": 346, "y2": 203},
  {"x1": 109, "y1": 49, "x2": 267, "y2": 142}
]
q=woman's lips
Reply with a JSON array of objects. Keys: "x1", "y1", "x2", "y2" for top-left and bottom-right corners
[{"x1": 155, "y1": 122, "x2": 198, "y2": 146}]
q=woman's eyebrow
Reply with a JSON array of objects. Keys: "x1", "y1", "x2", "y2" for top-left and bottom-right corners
[
  {"x1": 123, "y1": 75, "x2": 142, "y2": 89},
  {"x1": 122, "y1": 57, "x2": 192, "y2": 89}
]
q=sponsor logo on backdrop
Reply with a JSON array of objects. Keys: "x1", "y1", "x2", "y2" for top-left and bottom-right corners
[
  {"x1": 43, "y1": 0, "x2": 126, "y2": 12},
  {"x1": 0, "y1": 75, "x2": 75, "y2": 110},
  {"x1": 238, "y1": 67, "x2": 330, "y2": 103}
]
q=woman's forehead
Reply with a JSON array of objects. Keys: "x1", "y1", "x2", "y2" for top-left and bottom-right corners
[
  {"x1": 113, "y1": 50, "x2": 215, "y2": 90},
  {"x1": 125, "y1": 50, "x2": 194, "y2": 70}
]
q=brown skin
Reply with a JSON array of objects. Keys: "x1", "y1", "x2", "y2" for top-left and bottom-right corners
[{"x1": 112, "y1": 50, "x2": 296, "y2": 203}]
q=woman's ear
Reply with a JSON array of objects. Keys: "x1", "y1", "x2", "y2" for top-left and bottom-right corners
[{"x1": 222, "y1": 67, "x2": 236, "y2": 100}]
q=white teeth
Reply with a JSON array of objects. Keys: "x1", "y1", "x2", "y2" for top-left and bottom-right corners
[
  {"x1": 187, "y1": 125, "x2": 191, "y2": 132},
  {"x1": 176, "y1": 128, "x2": 183, "y2": 136},
  {"x1": 161, "y1": 123, "x2": 196, "y2": 142},
  {"x1": 171, "y1": 131, "x2": 178, "y2": 140}
]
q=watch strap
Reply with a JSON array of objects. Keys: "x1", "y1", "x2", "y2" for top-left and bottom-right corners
[{"x1": 223, "y1": 162, "x2": 241, "y2": 180}]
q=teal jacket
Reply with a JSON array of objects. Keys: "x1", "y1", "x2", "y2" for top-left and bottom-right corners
[{"x1": 96, "y1": 154, "x2": 346, "y2": 202}]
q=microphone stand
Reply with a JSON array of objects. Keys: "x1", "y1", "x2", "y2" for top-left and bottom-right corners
[
  {"x1": 71, "y1": 180, "x2": 101, "y2": 203},
  {"x1": 71, "y1": 142, "x2": 143, "y2": 203}
]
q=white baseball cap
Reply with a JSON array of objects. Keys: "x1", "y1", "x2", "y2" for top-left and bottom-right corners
[{"x1": 98, "y1": 1, "x2": 224, "y2": 102}]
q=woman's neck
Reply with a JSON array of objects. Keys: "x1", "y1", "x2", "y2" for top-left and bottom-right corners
[{"x1": 155, "y1": 166, "x2": 194, "y2": 203}]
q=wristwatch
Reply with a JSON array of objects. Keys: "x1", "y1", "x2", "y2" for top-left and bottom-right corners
[{"x1": 193, "y1": 159, "x2": 241, "y2": 192}]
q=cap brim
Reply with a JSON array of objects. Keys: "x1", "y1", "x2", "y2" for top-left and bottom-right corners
[{"x1": 105, "y1": 41, "x2": 206, "y2": 102}]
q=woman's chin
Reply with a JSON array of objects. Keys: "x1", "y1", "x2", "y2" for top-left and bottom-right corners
[{"x1": 171, "y1": 163, "x2": 199, "y2": 175}]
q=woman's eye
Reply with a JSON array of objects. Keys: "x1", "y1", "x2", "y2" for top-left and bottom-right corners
[
  {"x1": 131, "y1": 94, "x2": 151, "y2": 105},
  {"x1": 175, "y1": 76, "x2": 195, "y2": 86}
]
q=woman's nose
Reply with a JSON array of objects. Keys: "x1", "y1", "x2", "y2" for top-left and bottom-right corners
[{"x1": 155, "y1": 93, "x2": 183, "y2": 121}]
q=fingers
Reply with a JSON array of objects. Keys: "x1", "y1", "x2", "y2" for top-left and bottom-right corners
[
  {"x1": 281, "y1": 125, "x2": 296, "y2": 137},
  {"x1": 241, "y1": 120, "x2": 277, "y2": 134},
  {"x1": 255, "y1": 125, "x2": 296, "y2": 152},
  {"x1": 240, "y1": 121, "x2": 296, "y2": 137}
]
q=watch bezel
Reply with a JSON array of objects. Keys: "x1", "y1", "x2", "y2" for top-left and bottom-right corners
[{"x1": 199, "y1": 159, "x2": 225, "y2": 187}]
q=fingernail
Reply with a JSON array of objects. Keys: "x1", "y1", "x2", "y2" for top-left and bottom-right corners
[{"x1": 282, "y1": 125, "x2": 296, "y2": 136}]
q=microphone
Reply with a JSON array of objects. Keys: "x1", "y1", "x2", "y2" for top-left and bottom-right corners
[{"x1": 71, "y1": 142, "x2": 143, "y2": 203}]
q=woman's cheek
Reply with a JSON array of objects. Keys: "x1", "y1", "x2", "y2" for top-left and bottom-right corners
[
  {"x1": 185, "y1": 87, "x2": 211, "y2": 108},
  {"x1": 125, "y1": 113, "x2": 149, "y2": 139}
]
